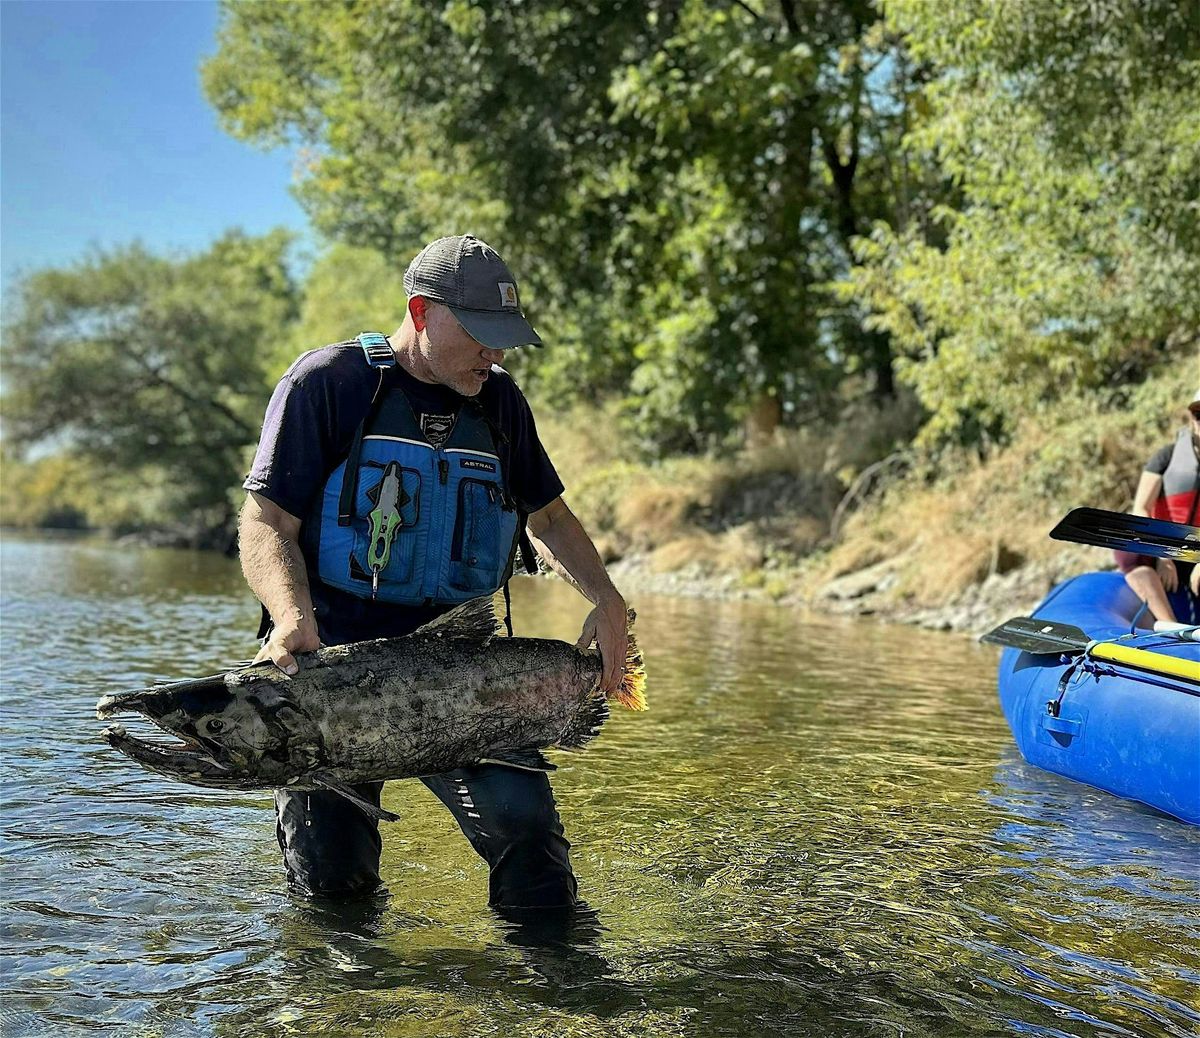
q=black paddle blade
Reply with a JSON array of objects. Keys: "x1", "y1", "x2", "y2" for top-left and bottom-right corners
[
  {"x1": 1050, "y1": 507, "x2": 1200, "y2": 563},
  {"x1": 980, "y1": 616, "x2": 1091, "y2": 655}
]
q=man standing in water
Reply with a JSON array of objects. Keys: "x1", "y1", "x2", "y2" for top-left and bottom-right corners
[{"x1": 238, "y1": 234, "x2": 628, "y2": 906}]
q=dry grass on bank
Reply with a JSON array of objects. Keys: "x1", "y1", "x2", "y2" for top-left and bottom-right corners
[
  {"x1": 540, "y1": 367, "x2": 1190, "y2": 608},
  {"x1": 538, "y1": 393, "x2": 921, "y2": 583},
  {"x1": 802, "y1": 369, "x2": 1190, "y2": 607}
]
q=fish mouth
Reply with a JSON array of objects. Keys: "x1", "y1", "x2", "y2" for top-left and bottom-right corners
[{"x1": 97, "y1": 693, "x2": 233, "y2": 785}]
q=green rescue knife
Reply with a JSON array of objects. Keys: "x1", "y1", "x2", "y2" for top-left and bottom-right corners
[{"x1": 366, "y1": 462, "x2": 408, "y2": 597}]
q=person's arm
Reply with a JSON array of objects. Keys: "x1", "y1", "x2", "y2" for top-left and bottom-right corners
[
  {"x1": 1131, "y1": 471, "x2": 1163, "y2": 517},
  {"x1": 240, "y1": 491, "x2": 320, "y2": 674},
  {"x1": 1130, "y1": 471, "x2": 1178, "y2": 588},
  {"x1": 527, "y1": 496, "x2": 627, "y2": 695}
]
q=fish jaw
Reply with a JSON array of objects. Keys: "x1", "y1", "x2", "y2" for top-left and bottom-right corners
[
  {"x1": 99, "y1": 721, "x2": 244, "y2": 788},
  {"x1": 96, "y1": 689, "x2": 160, "y2": 721},
  {"x1": 97, "y1": 674, "x2": 322, "y2": 790},
  {"x1": 96, "y1": 680, "x2": 247, "y2": 787}
]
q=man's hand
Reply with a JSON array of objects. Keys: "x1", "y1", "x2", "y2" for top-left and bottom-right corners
[
  {"x1": 576, "y1": 595, "x2": 628, "y2": 696},
  {"x1": 252, "y1": 608, "x2": 320, "y2": 676},
  {"x1": 1191, "y1": 564, "x2": 1200, "y2": 598},
  {"x1": 1157, "y1": 557, "x2": 1179, "y2": 593}
]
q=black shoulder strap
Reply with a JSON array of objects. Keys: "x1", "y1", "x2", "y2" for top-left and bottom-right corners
[{"x1": 336, "y1": 334, "x2": 397, "y2": 527}]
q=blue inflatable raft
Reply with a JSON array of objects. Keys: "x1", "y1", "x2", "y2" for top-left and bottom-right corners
[{"x1": 996, "y1": 572, "x2": 1200, "y2": 824}]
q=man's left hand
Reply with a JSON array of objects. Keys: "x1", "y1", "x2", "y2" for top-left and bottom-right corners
[
  {"x1": 1191, "y1": 564, "x2": 1200, "y2": 598},
  {"x1": 576, "y1": 596, "x2": 628, "y2": 696}
]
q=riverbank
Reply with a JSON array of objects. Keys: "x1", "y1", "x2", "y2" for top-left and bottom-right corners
[
  {"x1": 3, "y1": 366, "x2": 1182, "y2": 638},
  {"x1": 603, "y1": 543, "x2": 1101, "y2": 637}
]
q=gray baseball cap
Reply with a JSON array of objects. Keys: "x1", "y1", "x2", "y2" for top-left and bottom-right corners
[{"x1": 403, "y1": 234, "x2": 542, "y2": 349}]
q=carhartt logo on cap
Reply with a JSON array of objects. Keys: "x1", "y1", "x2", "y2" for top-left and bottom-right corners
[{"x1": 498, "y1": 282, "x2": 518, "y2": 309}]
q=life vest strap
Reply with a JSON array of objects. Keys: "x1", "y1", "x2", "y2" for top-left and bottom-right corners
[
  {"x1": 357, "y1": 331, "x2": 396, "y2": 369},
  {"x1": 338, "y1": 334, "x2": 397, "y2": 526}
]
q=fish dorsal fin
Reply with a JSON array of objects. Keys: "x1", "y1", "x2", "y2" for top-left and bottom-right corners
[{"x1": 412, "y1": 595, "x2": 502, "y2": 644}]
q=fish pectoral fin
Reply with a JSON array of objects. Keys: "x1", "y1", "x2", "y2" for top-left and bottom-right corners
[
  {"x1": 479, "y1": 748, "x2": 557, "y2": 773},
  {"x1": 310, "y1": 775, "x2": 400, "y2": 823}
]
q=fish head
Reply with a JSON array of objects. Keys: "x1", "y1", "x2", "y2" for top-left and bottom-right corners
[{"x1": 96, "y1": 672, "x2": 322, "y2": 787}]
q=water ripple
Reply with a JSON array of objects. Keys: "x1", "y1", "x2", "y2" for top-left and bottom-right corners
[{"x1": 2, "y1": 536, "x2": 1198, "y2": 1036}]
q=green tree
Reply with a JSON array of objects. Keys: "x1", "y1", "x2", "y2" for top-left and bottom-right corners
[
  {"x1": 845, "y1": 0, "x2": 1200, "y2": 448},
  {"x1": 1, "y1": 230, "x2": 300, "y2": 532},
  {"x1": 282, "y1": 243, "x2": 409, "y2": 375},
  {"x1": 203, "y1": 0, "x2": 920, "y2": 451}
]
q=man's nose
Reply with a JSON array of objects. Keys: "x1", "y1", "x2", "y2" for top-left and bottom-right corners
[{"x1": 481, "y1": 347, "x2": 505, "y2": 366}]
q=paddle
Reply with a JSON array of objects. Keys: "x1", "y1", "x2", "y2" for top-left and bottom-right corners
[
  {"x1": 980, "y1": 617, "x2": 1089, "y2": 655},
  {"x1": 1049, "y1": 507, "x2": 1200, "y2": 563},
  {"x1": 981, "y1": 616, "x2": 1200, "y2": 682}
]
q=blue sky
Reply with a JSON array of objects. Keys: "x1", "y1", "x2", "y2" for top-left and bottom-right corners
[{"x1": 1, "y1": 0, "x2": 309, "y2": 292}]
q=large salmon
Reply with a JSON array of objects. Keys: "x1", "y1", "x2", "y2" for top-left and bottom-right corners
[{"x1": 96, "y1": 597, "x2": 645, "y2": 821}]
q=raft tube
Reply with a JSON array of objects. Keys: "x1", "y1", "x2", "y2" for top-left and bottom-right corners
[{"x1": 996, "y1": 571, "x2": 1200, "y2": 825}]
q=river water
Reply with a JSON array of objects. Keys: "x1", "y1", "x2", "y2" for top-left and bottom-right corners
[{"x1": 1, "y1": 534, "x2": 1197, "y2": 1038}]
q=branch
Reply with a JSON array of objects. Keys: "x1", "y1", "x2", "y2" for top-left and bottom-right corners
[
  {"x1": 778, "y1": 0, "x2": 800, "y2": 39},
  {"x1": 131, "y1": 354, "x2": 257, "y2": 441},
  {"x1": 729, "y1": 0, "x2": 763, "y2": 21},
  {"x1": 830, "y1": 451, "x2": 911, "y2": 540}
]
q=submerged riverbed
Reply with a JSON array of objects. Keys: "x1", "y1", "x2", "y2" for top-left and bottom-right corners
[{"x1": 2, "y1": 534, "x2": 1198, "y2": 1038}]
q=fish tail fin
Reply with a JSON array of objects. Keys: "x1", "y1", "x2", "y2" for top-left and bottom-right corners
[{"x1": 612, "y1": 609, "x2": 647, "y2": 712}]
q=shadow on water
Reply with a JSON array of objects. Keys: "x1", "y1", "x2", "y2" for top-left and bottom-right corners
[{"x1": 989, "y1": 751, "x2": 1200, "y2": 882}]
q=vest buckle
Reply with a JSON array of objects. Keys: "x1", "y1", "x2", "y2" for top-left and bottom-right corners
[{"x1": 356, "y1": 331, "x2": 396, "y2": 369}]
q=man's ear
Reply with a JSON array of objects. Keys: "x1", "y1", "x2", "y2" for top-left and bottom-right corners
[{"x1": 409, "y1": 295, "x2": 429, "y2": 333}]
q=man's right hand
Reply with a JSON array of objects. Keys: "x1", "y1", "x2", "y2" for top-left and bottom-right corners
[
  {"x1": 253, "y1": 610, "x2": 320, "y2": 676},
  {"x1": 1157, "y1": 557, "x2": 1179, "y2": 593}
]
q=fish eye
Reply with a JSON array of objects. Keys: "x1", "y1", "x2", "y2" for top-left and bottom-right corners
[{"x1": 206, "y1": 719, "x2": 225, "y2": 733}]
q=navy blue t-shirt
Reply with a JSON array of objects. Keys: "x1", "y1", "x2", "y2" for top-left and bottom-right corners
[{"x1": 244, "y1": 342, "x2": 563, "y2": 644}]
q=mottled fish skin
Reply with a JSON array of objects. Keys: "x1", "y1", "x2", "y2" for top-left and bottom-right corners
[
  {"x1": 96, "y1": 597, "x2": 644, "y2": 799},
  {"x1": 254, "y1": 634, "x2": 601, "y2": 782}
]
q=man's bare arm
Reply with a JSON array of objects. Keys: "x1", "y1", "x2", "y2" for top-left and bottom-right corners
[
  {"x1": 239, "y1": 491, "x2": 319, "y2": 673},
  {"x1": 527, "y1": 496, "x2": 627, "y2": 694}
]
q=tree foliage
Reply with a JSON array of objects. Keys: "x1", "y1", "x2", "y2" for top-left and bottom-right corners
[
  {"x1": 845, "y1": 0, "x2": 1200, "y2": 447},
  {"x1": 1, "y1": 230, "x2": 300, "y2": 522},
  {"x1": 282, "y1": 243, "x2": 409, "y2": 376},
  {"x1": 203, "y1": 0, "x2": 921, "y2": 449}
]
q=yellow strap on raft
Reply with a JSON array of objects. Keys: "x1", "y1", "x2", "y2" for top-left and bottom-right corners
[{"x1": 1090, "y1": 642, "x2": 1200, "y2": 684}]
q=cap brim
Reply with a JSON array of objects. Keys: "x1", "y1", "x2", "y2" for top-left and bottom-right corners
[{"x1": 447, "y1": 305, "x2": 543, "y2": 349}]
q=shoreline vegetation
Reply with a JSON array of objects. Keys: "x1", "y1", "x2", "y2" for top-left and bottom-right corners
[
  {"x1": 3, "y1": 3, "x2": 1196, "y2": 639},
  {"x1": 2, "y1": 362, "x2": 1185, "y2": 636}
]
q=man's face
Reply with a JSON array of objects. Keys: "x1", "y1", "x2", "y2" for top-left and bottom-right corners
[{"x1": 421, "y1": 303, "x2": 506, "y2": 397}]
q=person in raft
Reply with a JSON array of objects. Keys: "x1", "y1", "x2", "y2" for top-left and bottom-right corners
[
  {"x1": 1116, "y1": 389, "x2": 1200, "y2": 625},
  {"x1": 238, "y1": 234, "x2": 629, "y2": 906}
]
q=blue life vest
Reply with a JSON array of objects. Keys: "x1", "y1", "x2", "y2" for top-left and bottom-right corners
[{"x1": 309, "y1": 334, "x2": 524, "y2": 606}]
